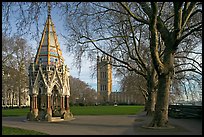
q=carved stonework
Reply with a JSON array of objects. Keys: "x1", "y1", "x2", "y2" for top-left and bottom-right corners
[{"x1": 27, "y1": 5, "x2": 73, "y2": 122}]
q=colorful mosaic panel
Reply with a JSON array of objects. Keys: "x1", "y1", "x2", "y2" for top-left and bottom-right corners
[
  {"x1": 50, "y1": 57, "x2": 58, "y2": 63},
  {"x1": 40, "y1": 51, "x2": 48, "y2": 55},
  {"x1": 50, "y1": 32, "x2": 55, "y2": 46},
  {"x1": 42, "y1": 33, "x2": 48, "y2": 45},
  {"x1": 34, "y1": 18, "x2": 65, "y2": 65},
  {"x1": 50, "y1": 49, "x2": 56, "y2": 53},
  {"x1": 50, "y1": 46, "x2": 57, "y2": 52},
  {"x1": 39, "y1": 56, "x2": 47, "y2": 62},
  {"x1": 49, "y1": 46, "x2": 58, "y2": 56},
  {"x1": 50, "y1": 51, "x2": 58, "y2": 56},
  {"x1": 41, "y1": 46, "x2": 48, "y2": 51},
  {"x1": 39, "y1": 46, "x2": 48, "y2": 55},
  {"x1": 37, "y1": 56, "x2": 48, "y2": 64}
]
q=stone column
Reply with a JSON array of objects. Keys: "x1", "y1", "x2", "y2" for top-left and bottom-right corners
[
  {"x1": 47, "y1": 94, "x2": 52, "y2": 116},
  {"x1": 65, "y1": 95, "x2": 70, "y2": 112},
  {"x1": 60, "y1": 95, "x2": 65, "y2": 115},
  {"x1": 32, "y1": 94, "x2": 38, "y2": 118}
]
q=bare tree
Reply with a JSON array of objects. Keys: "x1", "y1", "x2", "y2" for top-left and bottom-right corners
[
  {"x1": 2, "y1": 34, "x2": 34, "y2": 108},
  {"x1": 64, "y1": 2, "x2": 202, "y2": 127},
  {"x1": 120, "y1": 2, "x2": 202, "y2": 127},
  {"x1": 118, "y1": 70, "x2": 146, "y2": 105},
  {"x1": 62, "y1": 2, "x2": 161, "y2": 115},
  {"x1": 69, "y1": 76, "x2": 97, "y2": 106}
]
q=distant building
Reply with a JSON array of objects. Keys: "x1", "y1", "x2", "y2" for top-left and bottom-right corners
[
  {"x1": 109, "y1": 91, "x2": 145, "y2": 105},
  {"x1": 96, "y1": 55, "x2": 145, "y2": 105},
  {"x1": 97, "y1": 55, "x2": 112, "y2": 104},
  {"x1": 2, "y1": 67, "x2": 30, "y2": 108},
  {"x1": 2, "y1": 87, "x2": 30, "y2": 108}
]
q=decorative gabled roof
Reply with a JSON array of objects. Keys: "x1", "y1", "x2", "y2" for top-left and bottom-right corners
[{"x1": 34, "y1": 6, "x2": 64, "y2": 66}]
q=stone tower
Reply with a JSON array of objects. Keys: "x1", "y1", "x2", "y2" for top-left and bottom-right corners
[
  {"x1": 27, "y1": 4, "x2": 73, "y2": 122},
  {"x1": 97, "y1": 55, "x2": 112, "y2": 104}
]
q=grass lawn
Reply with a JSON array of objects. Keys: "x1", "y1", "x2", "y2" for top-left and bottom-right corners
[
  {"x1": 2, "y1": 126, "x2": 48, "y2": 135},
  {"x1": 2, "y1": 105, "x2": 144, "y2": 117},
  {"x1": 71, "y1": 105, "x2": 144, "y2": 115},
  {"x1": 2, "y1": 107, "x2": 30, "y2": 117}
]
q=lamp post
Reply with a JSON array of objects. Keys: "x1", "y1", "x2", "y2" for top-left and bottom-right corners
[
  {"x1": 83, "y1": 97, "x2": 86, "y2": 106},
  {"x1": 7, "y1": 73, "x2": 11, "y2": 107}
]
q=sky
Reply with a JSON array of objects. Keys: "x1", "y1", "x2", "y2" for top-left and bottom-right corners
[{"x1": 5, "y1": 4, "x2": 121, "y2": 92}]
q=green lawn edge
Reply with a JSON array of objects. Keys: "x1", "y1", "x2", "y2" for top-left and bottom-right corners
[
  {"x1": 2, "y1": 105, "x2": 145, "y2": 117},
  {"x1": 2, "y1": 126, "x2": 49, "y2": 135}
]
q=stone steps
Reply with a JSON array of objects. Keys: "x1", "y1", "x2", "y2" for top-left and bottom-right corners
[{"x1": 50, "y1": 117, "x2": 64, "y2": 122}]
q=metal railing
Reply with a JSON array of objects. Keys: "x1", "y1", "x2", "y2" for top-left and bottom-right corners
[{"x1": 168, "y1": 105, "x2": 202, "y2": 119}]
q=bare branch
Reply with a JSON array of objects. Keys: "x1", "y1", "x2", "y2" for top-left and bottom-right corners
[
  {"x1": 139, "y1": 85, "x2": 148, "y2": 100},
  {"x1": 175, "y1": 56, "x2": 202, "y2": 68},
  {"x1": 181, "y1": 2, "x2": 197, "y2": 31},
  {"x1": 80, "y1": 35, "x2": 147, "y2": 78},
  {"x1": 175, "y1": 68, "x2": 202, "y2": 75},
  {"x1": 119, "y1": 2, "x2": 149, "y2": 24},
  {"x1": 128, "y1": 16, "x2": 148, "y2": 72},
  {"x1": 149, "y1": 2, "x2": 164, "y2": 75}
]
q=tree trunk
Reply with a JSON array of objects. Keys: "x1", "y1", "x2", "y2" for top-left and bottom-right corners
[
  {"x1": 149, "y1": 73, "x2": 171, "y2": 127},
  {"x1": 146, "y1": 69, "x2": 157, "y2": 116},
  {"x1": 146, "y1": 91, "x2": 156, "y2": 116}
]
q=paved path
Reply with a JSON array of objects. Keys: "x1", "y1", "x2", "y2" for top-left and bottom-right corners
[{"x1": 2, "y1": 112, "x2": 202, "y2": 135}]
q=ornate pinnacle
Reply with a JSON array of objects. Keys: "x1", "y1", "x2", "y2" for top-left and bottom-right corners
[{"x1": 47, "y1": 2, "x2": 51, "y2": 17}]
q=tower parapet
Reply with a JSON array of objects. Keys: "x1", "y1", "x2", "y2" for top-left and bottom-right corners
[{"x1": 97, "y1": 54, "x2": 112, "y2": 63}]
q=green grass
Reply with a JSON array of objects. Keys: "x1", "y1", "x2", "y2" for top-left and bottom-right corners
[
  {"x1": 2, "y1": 108, "x2": 30, "y2": 117},
  {"x1": 2, "y1": 126, "x2": 48, "y2": 135},
  {"x1": 71, "y1": 105, "x2": 144, "y2": 115},
  {"x1": 2, "y1": 105, "x2": 144, "y2": 117}
]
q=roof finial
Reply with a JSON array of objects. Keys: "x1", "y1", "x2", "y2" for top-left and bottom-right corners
[{"x1": 47, "y1": 2, "x2": 51, "y2": 17}]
